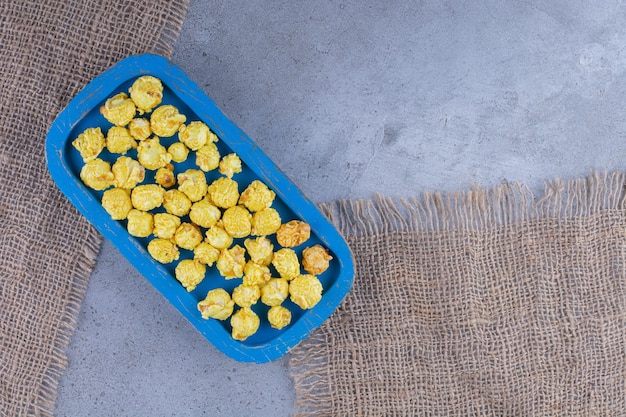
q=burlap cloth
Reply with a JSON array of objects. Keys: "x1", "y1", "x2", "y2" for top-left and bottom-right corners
[
  {"x1": 0, "y1": 2, "x2": 189, "y2": 415},
  {"x1": 290, "y1": 173, "x2": 626, "y2": 416}
]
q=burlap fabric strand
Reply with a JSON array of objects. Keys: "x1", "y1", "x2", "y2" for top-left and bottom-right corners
[
  {"x1": 290, "y1": 172, "x2": 626, "y2": 416},
  {"x1": 0, "y1": 2, "x2": 188, "y2": 415}
]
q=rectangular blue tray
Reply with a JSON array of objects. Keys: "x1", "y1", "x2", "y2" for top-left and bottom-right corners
[{"x1": 46, "y1": 54, "x2": 354, "y2": 363}]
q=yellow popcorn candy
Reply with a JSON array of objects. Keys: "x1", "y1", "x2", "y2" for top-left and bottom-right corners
[
  {"x1": 232, "y1": 284, "x2": 260, "y2": 308},
  {"x1": 250, "y1": 208, "x2": 281, "y2": 236},
  {"x1": 168, "y1": 142, "x2": 189, "y2": 163},
  {"x1": 72, "y1": 127, "x2": 105, "y2": 162},
  {"x1": 230, "y1": 307, "x2": 260, "y2": 341},
  {"x1": 222, "y1": 205, "x2": 252, "y2": 238},
  {"x1": 79, "y1": 158, "x2": 114, "y2": 190},
  {"x1": 162, "y1": 189, "x2": 192, "y2": 217},
  {"x1": 101, "y1": 187, "x2": 132, "y2": 220},
  {"x1": 137, "y1": 136, "x2": 171, "y2": 170},
  {"x1": 218, "y1": 153, "x2": 242, "y2": 178},
  {"x1": 100, "y1": 92, "x2": 136, "y2": 126},
  {"x1": 173, "y1": 222, "x2": 203, "y2": 250},
  {"x1": 194, "y1": 242, "x2": 220, "y2": 266},
  {"x1": 174, "y1": 259, "x2": 206, "y2": 292},
  {"x1": 177, "y1": 169, "x2": 208, "y2": 202},
  {"x1": 205, "y1": 223, "x2": 233, "y2": 249},
  {"x1": 243, "y1": 236, "x2": 274, "y2": 266},
  {"x1": 178, "y1": 121, "x2": 217, "y2": 151},
  {"x1": 260, "y1": 278, "x2": 289, "y2": 307},
  {"x1": 111, "y1": 156, "x2": 145, "y2": 189},
  {"x1": 208, "y1": 177, "x2": 239, "y2": 208},
  {"x1": 147, "y1": 238, "x2": 180, "y2": 264},
  {"x1": 189, "y1": 197, "x2": 221, "y2": 228},
  {"x1": 239, "y1": 180, "x2": 275, "y2": 212},
  {"x1": 152, "y1": 212, "x2": 181, "y2": 239},
  {"x1": 128, "y1": 118, "x2": 152, "y2": 141},
  {"x1": 276, "y1": 220, "x2": 311, "y2": 248},
  {"x1": 267, "y1": 305, "x2": 291, "y2": 330},
  {"x1": 131, "y1": 184, "x2": 165, "y2": 211},
  {"x1": 150, "y1": 105, "x2": 186, "y2": 137},
  {"x1": 242, "y1": 261, "x2": 271, "y2": 287},
  {"x1": 106, "y1": 126, "x2": 137, "y2": 154},
  {"x1": 126, "y1": 209, "x2": 153, "y2": 238},
  {"x1": 128, "y1": 75, "x2": 163, "y2": 114},
  {"x1": 302, "y1": 244, "x2": 333, "y2": 275},
  {"x1": 198, "y1": 288, "x2": 234, "y2": 320},
  {"x1": 154, "y1": 165, "x2": 176, "y2": 188},
  {"x1": 216, "y1": 244, "x2": 246, "y2": 279},
  {"x1": 195, "y1": 142, "x2": 220, "y2": 172},
  {"x1": 289, "y1": 274, "x2": 323, "y2": 310},
  {"x1": 271, "y1": 248, "x2": 300, "y2": 280}
]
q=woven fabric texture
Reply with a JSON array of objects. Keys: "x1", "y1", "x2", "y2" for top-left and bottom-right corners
[
  {"x1": 0, "y1": 2, "x2": 188, "y2": 415},
  {"x1": 290, "y1": 173, "x2": 626, "y2": 416}
]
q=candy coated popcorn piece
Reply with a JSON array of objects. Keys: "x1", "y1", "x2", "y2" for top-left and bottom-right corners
[
  {"x1": 205, "y1": 223, "x2": 233, "y2": 249},
  {"x1": 155, "y1": 165, "x2": 176, "y2": 188},
  {"x1": 218, "y1": 153, "x2": 242, "y2": 178},
  {"x1": 189, "y1": 198, "x2": 221, "y2": 229},
  {"x1": 128, "y1": 118, "x2": 152, "y2": 141},
  {"x1": 126, "y1": 209, "x2": 154, "y2": 238},
  {"x1": 267, "y1": 305, "x2": 291, "y2": 330},
  {"x1": 173, "y1": 222, "x2": 203, "y2": 250},
  {"x1": 128, "y1": 75, "x2": 163, "y2": 114},
  {"x1": 150, "y1": 105, "x2": 186, "y2": 137},
  {"x1": 195, "y1": 142, "x2": 220, "y2": 172},
  {"x1": 239, "y1": 180, "x2": 275, "y2": 212},
  {"x1": 168, "y1": 141, "x2": 189, "y2": 163},
  {"x1": 72, "y1": 127, "x2": 105, "y2": 162},
  {"x1": 208, "y1": 177, "x2": 239, "y2": 208},
  {"x1": 302, "y1": 244, "x2": 333, "y2": 275},
  {"x1": 194, "y1": 242, "x2": 221, "y2": 266},
  {"x1": 243, "y1": 236, "x2": 274, "y2": 266},
  {"x1": 230, "y1": 307, "x2": 260, "y2": 341},
  {"x1": 106, "y1": 126, "x2": 136, "y2": 154},
  {"x1": 242, "y1": 261, "x2": 271, "y2": 287},
  {"x1": 175, "y1": 259, "x2": 206, "y2": 292},
  {"x1": 198, "y1": 288, "x2": 234, "y2": 320},
  {"x1": 260, "y1": 278, "x2": 289, "y2": 307},
  {"x1": 276, "y1": 220, "x2": 311, "y2": 248},
  {"x1": 222, "y1": 205, "x2": 252, "y2": 238},
  {"x1": 131, "y1": 184, "x2": 165, "y2": 211},
  {"x1": 111, "y1": 156, "x2": 145, "y2": 189},
  {"x1": 101, "y1": 187, "x2": 132, "y2": 220},
  {"x1": 100, "y1": 92, "x2": 136, "y2": 126},
  {"x1": 251, "y1": 208, "x2": 281, "y2": 236},
  {"x1": 271, "y1": 248, "x2": 300, "y2": 280},
  {"x1": 178, "y1": 121, "x2": 216, "y2": 151},
  {"x1": 152, "y1": 213, "x2": 181, "y2": 239},
  {"x1": 232, "y1": 284, "x2": 261, "y2": 308},
  {"x1": 162, "y1": 189, "x2": 192, "y2": 217},
  {"x1": 177, "y1": 169, "x2": 208, "y2": 202},
  {"x1": 216, "y1": 244, "x2": 246, "y2": 279},
  {"x1": 289, "y1": 274, "x2": 323, "y2": 310},
  {"x1": 79, "y1": 158, "x2": 114, "y2": 190},
  {"x1": 147, "y1": 238, "x2": 180, "y2": 264},
  {"x1": 137, "y1": 136, "x2": 171, "y2": 170}
]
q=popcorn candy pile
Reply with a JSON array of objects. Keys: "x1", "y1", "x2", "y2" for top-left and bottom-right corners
[{"x1": 73, "y1": 75, "x2": 334, "y2": 341}]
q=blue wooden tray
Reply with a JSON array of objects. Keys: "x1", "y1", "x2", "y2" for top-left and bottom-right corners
[{"x1": 46, "y1": 54, "x2": 354, "y2": 363}]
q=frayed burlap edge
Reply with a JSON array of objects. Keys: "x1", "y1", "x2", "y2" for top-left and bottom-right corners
[
  {"x1": 290, "y1": 171, "x2": 626, "y2": 417},
  {"x1": 317, "y1": 171, "x2": 626, "y2": 237},
  {"x1": 33, "y1": 231, "x2": 102, "y2": 416}
]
